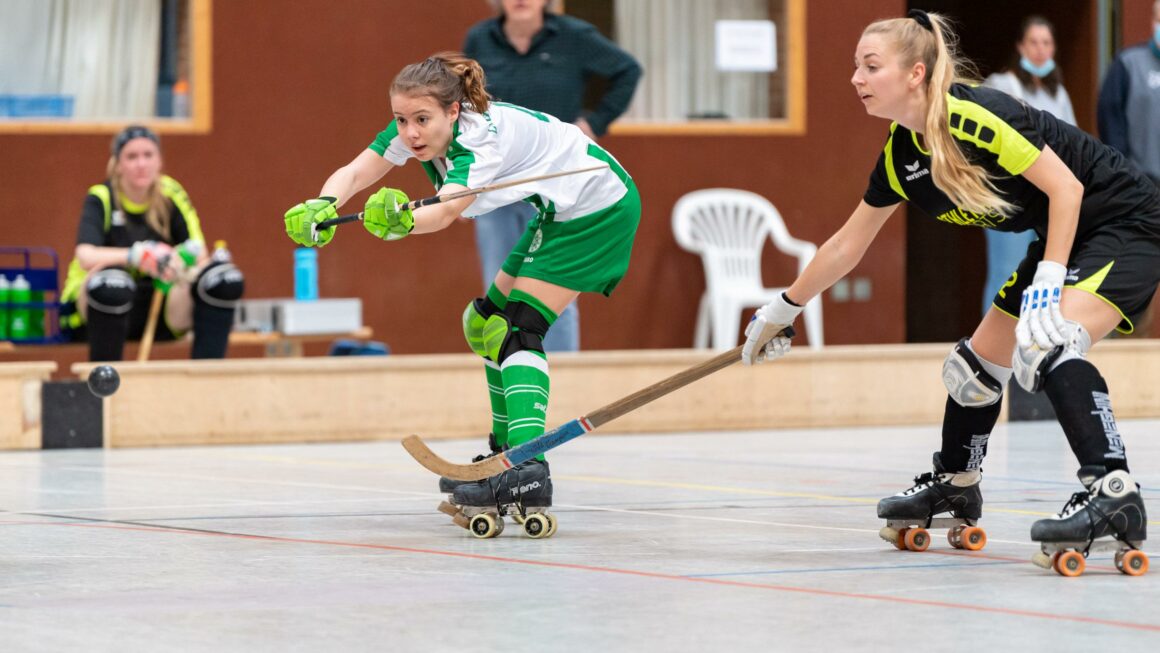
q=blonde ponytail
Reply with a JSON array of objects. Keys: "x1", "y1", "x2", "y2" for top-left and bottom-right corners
[{"x1": 864, "y1": 13, "x2": 1016, "y2": 217}]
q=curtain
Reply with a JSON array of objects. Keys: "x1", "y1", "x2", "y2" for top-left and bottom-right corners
[
  {"x1": 0, "y1": 0, "x2": 160, "y2": 119},
  {"x1": 615, "y1": 0, "x2": 770, "y2": 121}
]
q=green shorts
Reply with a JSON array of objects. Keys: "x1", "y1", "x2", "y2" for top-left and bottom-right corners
[{"x1": 500, "y1": 182, "x2": 641, "y2": 296}]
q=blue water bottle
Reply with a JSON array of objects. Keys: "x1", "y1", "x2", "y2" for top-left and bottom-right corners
[{"x1": 294, "y1": 248, "x2": 318, "y2": 301}]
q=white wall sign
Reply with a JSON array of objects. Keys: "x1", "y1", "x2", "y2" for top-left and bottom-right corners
[{"x1": 715, "y1": 20, "x2": 777, "y2": 72}]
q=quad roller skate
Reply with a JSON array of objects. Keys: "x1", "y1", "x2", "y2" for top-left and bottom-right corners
[
  {"x1": 444, "y1": 458, "x2": 556, "y2": 539},
  {"x1": 878, "y1": 454, "x2": 986, "y2": 552},
  {"x1": 1030, "y1": 466, "x2": 1148, "y2": 577},
  {"x1": 437, "y1": 433, "x2": 505, "y2": 519}
]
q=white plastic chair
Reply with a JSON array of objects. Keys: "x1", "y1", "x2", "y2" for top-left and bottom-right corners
[{"x1": 672, "y1": 189, "x2": 824, "y2": 351}]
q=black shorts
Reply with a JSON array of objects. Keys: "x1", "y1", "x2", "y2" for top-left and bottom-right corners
[
  {"x1": 990, "y1": 220, "x2": 1160, "y2": 334},
  {"x1": 61, "y1": 282, "x2": 181, "y2": 343}
]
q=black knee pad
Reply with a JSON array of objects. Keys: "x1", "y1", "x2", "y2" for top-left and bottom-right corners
[
  {"x1": 487, "y1": 301, "x2": 551, "y2": 364},
  {"x1": 195, "y1": 262, "x2": 245, "y2": 308},
  {"x1": 191, "y1": 262, "x2": 244, "y2": 359},
  {"x1": 84, "y1": 268, "x2": 137, "y2": 361},
  {"x1": 85, "y1": 268, "x2": 137, "y2": 315}
]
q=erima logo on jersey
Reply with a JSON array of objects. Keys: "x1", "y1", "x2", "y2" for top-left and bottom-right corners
[
  {"x1": 1066, "y1": 267, "x2": 1080, "y2": 282},
  {"x1": 904, "y1": 160, "x2": 930, "y2": 182},
  {"x1": 111, "y1": 210, "x2": 126, "y2": 227}
]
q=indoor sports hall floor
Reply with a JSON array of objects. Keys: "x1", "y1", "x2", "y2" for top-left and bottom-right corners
[{"x1": 2, "y1": 419, "x2": 1158, "y2": 651}]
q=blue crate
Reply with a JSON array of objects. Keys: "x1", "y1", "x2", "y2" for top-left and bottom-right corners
[
  {"x1": 0, "y1": 94, "x2": 75, "y2": 118},
  {"x1": 0, "y1": 246, "x2": 65, "y2": 344}
]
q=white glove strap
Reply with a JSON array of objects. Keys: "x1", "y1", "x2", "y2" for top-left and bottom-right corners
[
  {"x1": 759, "y1": 292, "x2": 805, "y2": 325},
  {"x1": 1032, "y1": 260, "x2": 1066, "y2": 286}
]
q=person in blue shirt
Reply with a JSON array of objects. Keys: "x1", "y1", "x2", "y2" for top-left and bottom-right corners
[{"x1": 464, "y1": 0, "x2": 642, "y2": 351}]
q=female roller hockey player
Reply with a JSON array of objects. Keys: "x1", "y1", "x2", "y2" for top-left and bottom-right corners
[
  {"x1": 742, "y1": 11, "x2": 1158, "y2": 576},
  {"x1": 284, "y1": 52, "x2": 641, "y2": 538}
]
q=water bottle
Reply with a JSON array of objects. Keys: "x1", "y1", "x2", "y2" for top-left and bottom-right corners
[
  {"x1": 294, "y1": 248, "x2": 318, "y2": 301},
  {"x1": 212, "y1": 239, "x2": 232, "y2": 263},
  {"x1": 172, "y1": 79, "x2": 190, "y2": 118},
  {"x1": 9, "y1": 274, "x2": 31, "y2": 340},
  {"x1": 29, "y1": 288, "x2": 45, "y2": 338},
  {"x1": 0, "y1": 274, "x2": 9, "y2": 340}
]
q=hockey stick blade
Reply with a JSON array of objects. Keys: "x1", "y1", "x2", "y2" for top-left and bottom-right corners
[{"x1": 402, "y1": 330, "x2": 791, "y2": 481}]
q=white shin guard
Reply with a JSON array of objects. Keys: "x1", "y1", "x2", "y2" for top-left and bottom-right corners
[
  {"x1": 1012, "y1": 321, "x2": 1091, "y2": 392},
  {"x1": 943, "y1": 338, "x2": 1012, "y2": 407}
]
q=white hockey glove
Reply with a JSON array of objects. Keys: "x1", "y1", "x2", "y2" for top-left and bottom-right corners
[
  {"x1": 1015, "y1": 261, "x2": 1068, "y2": 350},
  {"x1": 742, "y1": 292, "x2": 803, "y2": 366}
]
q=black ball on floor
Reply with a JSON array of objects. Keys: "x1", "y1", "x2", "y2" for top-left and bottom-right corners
[{"x1": 87, "y1": 365, "x2": 120, "y2": 398}]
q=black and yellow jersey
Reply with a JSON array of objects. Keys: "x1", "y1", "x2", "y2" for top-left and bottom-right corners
[
  {"x1": 863, "y1": 83, "x2": 1160, "y2": 236},
  {"x1": 61, "y1": 175, "x2": 204, "y2": 303}
]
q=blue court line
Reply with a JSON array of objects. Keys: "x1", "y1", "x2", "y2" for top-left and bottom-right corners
[{"x1": 685, "y1": 559, "x2": 1019, "y2": 578}]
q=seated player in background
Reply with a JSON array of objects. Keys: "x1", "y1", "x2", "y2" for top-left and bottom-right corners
[
  {"x1": 61, "y1": 125, "x2": 245, "y2": 362},
  {"x1": 284, "y1": 52, "x2": 641, "y2": 537},
  {"x1": 742, "y1": 11, "x2": 1158, "y2": 571}
]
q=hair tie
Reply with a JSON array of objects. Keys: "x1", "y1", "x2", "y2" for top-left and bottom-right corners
[
  {"x1": 111, "y1": 124, "x2": 160, "y2": 157},
  {"x1": 908, "y1": 9, "x2": 933, "y2": 32}
]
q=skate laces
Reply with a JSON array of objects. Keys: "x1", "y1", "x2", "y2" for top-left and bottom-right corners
[
  {"x1": 1057, "y1": 490, "x2": 1092, "y2": 519},
  {"x1": 902, "y1": 472, "x2": 938, "y2": 495}
]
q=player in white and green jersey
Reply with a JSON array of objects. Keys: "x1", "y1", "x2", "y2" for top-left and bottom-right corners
[{"x1": 284, "y1": 52, "x2": 641, "y2": 536}]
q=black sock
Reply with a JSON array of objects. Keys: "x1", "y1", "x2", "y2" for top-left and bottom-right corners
[
  {"x1": 1043, "y1": 359, "x2": 1129, "y2": 472},
  {"x1": 191, "y1": 302, "x2": 234, "y2": 359},
  {"x1": 85, "y1": 308, "x2": 129, "y2": 361},
  {"x1": 939, "y1": 396, "x2": 1002, "y2": 472}
]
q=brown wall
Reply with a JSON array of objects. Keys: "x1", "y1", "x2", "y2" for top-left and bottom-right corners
[{"x1": 37, "y1": 1, "x2": 1160, "y2": 356}]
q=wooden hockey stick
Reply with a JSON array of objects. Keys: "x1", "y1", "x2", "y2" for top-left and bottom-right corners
[
  {"x1": 315, "y1": 164, "x2": 609, "y2": 230},
  {"x1": 402, "y1": 328, "x2": 793, "y2": 481},
  {"x1": 137, "y1": 287, "x2": 164, "y2": 362}
]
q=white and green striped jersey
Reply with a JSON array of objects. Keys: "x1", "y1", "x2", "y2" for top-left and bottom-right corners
[{"x1": 368, "y1": 102, "x2": 631, "y2": 220}]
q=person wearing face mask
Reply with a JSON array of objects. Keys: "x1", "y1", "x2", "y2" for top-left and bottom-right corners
[
  {"x1": 1098, "y1": 0, "x2": 1160, "y2": 189},
  {"x1": 283, "y1": 53, "x2": 641, "y2": 538},
  {"x1": 742, "y1": 11, "x2": 1159, "y2": 574},
  {"x1": 60, "y1": 125, "x2": 245, "y2": 362},
  {"x1": 981, "y1": 16, "x2": 1075, "y2": 316},
  {"x1": 463, "y1": 0, "x2": 642, "y2": 353}
]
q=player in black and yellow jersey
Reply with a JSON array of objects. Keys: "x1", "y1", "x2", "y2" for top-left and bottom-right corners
[
  {"x1": 61, "y1": 125, "x2": 244, "y2": 362},
  {"x1": 742, "y1": 11, "x2": 1158, "y2": 574}
]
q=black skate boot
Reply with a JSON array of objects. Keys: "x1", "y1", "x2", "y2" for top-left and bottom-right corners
[
  {"x1": 447, "y1": 458, "x2": 555, "y2": 539},
  {"x1": 436, "y1": 433, "x2": 503, "y2": 520},
  {"x1": 1030, "y1": 466, "x2": 1149, "y2": 576},
  {"x1": 877, "y1": 453, "x2": 986, "y2": 552}
]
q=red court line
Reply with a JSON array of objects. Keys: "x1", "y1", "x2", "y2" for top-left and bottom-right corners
[{"x1": 49, "y1": 521, "x2": 1159, "y2": 633}]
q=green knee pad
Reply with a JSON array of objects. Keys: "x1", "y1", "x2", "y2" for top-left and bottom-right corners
[
  {"x1": 462, "y1": 298, "x2": 491, "y2": 359},
  {"x1": 482, "y1": 313, "x2": 511, "y2": 363}
]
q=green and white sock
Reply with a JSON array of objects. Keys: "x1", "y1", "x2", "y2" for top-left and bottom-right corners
[
  {"x1": 501, "y1": 289, "x2": 557, "y2": 452},
  {"x1": 483, "y1": 284, "x2": 510, "y2": 447}
]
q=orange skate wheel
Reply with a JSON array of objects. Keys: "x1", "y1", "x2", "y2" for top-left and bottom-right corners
[
  {"x1": 904, "y1": 528, "x2": 930, "y2": 552},
  {"x1": 1116, "y1": 550, "x2": 1149, "y2": 576},
  {"x1": 1054, "y1": 550, "x2": 1085, "y2": 577},
  {"x1": 947, "y1": 526, "x2": 962, "y2": 549},
  {"x1": 959, "y1": 526, "x2": 987, "y2": 551},
  {"x1": 893, "y1": 527, "x2": 910, "y2": 551}
]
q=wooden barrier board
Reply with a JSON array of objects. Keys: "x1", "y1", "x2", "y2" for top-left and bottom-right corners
[
  {"x1": 63, "y1": 339, "x2": 1160, "y2": 448},
  {"x1": 0, "y1": 361, "x2": 58, "y2": 449}
]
